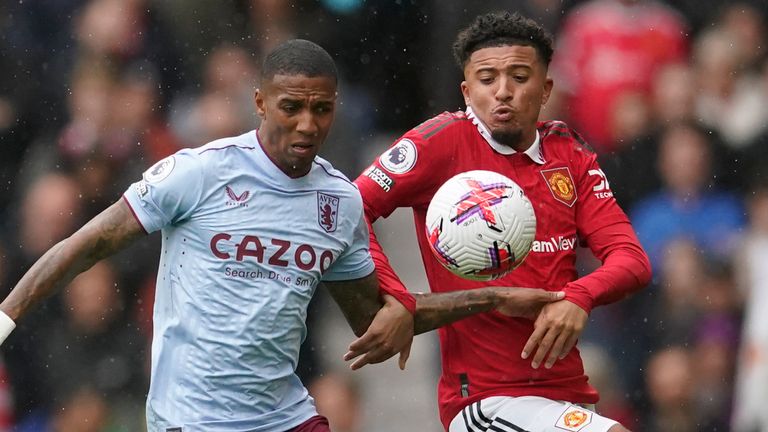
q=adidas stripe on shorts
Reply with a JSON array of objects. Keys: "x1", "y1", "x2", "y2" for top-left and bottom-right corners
[{"x1": 448, "y1": 396, "x2": 619, "y2": 432}]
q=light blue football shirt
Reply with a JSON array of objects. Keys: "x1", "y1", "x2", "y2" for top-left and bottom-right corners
[{"x1": 123, "y1": 130, "x2": 375, "y2": 432}]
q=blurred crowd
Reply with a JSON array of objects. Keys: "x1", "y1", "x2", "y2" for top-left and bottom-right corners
[{"x1": 0, "y1": 0, "x2": 767, "y2": 431}]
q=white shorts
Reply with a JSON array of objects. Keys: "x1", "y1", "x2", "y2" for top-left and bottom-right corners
[{"x1": 448, "y1": 396, "x2": 619, "y2": 432}]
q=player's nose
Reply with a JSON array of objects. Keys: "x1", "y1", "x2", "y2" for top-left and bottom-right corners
[
  {"x1": 296, "y1": 111, "x2": 319, "y2": 136},
  {"x1": 494, "y1": 77, "x2": 513, "y2": 101}
]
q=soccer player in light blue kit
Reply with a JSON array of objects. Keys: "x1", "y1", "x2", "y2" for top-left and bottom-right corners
[
  {"x1": 0, "y1": 39, "x2": 563, "y2": 431},
  {"x1": 125, "y1": 74, "x2": 382, "y2": 430}
]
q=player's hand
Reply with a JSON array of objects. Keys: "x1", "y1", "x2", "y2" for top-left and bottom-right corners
[
  {"x1": 521, "y1": 300, "x2": 587, "y2": 369},
  {"x1": 344, "y1": 295, "x2": 414, "y2": 371},
  {"x1": 494, "y1": 288, "x2": 565, "y2": 319}
]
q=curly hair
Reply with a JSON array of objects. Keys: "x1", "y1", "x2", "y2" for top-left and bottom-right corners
[{"x1": 452, "y1": 11, "x2": 554, "y2": 69}]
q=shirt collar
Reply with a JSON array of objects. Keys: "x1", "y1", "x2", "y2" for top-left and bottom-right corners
[{"x1": 465, "y1": 106, "x2": 545, "y2": 164}]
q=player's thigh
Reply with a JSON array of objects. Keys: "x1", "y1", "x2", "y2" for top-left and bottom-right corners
[{"x1": 448, "y1": 396, "x2": 620, "y2": 432}]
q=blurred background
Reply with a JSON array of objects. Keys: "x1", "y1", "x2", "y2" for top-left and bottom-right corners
[{"x1": 0, "y1": 0, "x2": 767, "y2": 430}]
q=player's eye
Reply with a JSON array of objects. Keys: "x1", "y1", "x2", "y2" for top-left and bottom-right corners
[
  {"x1": 281, "y1": 103, "x2": 301, "y2": 114},
  {"x1": 514, "y1": 75, "x2": 528, "y2": 83},
  {"x1": 479, "y1": 76, "x2": 495, "y2": 85},
  {"x1": 314, "y1": 104, "x2": 334, "y2": 114}
]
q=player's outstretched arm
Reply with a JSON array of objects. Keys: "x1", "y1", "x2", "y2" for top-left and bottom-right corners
[
  {"x1": 343, "y1": 287, "x2": 564, "y2": 370},
  {"x1": 0, "y1": 199, "x2": 145, "y2": 334},
  {"x1": 411, "y1": 287, "x2": 564, "y2": 335},
  {"x1": 326, "y1": 274, "x2": 415, "y2": 370}
]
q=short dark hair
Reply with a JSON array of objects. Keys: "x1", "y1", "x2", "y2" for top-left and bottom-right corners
[
  {"x1": 261, "y1": 39, "x2": 338, "y2": 83},
  {"x1": 452, "y1": 11, "x2": 554, "y2": 69}
]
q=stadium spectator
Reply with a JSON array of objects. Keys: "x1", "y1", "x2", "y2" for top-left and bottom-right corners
[
  {"x1": 732, "y1": 184, "x2": 768, "y2": 432},
  {"x1": 169, "y1": 44, "x2": 259, "y2": 150},
  {"x1": 651, "y1": 63, "x2": 698, "y2": 126},
  {"x1": 644, "y1": 347, "x2": 696, "y2": 432},
  {"x1": 50, "y1": 386, "x2": 110, "y2": 432},
  {"x1": 579, "y1": 343, "x2": 637, "y2": 429},
  {"x1": 631, "y1": 121, "x2": 746, "y2": 270},
  {"x1": 38, "y1": 261, "x2": 146, "y2": 420},
  {"x1": 691, "y1": 315, "x2": 738, "y2": 430},
  {"x1": 1, "y1": 172, "x2": 84, "y2": 421},
  {"x1": 550, "y1": 0, "x2": 688, "y2": 152},
  {"x1": 308, "y1": 371, "x2": 363, "y2": 432},
  {"x1": 73, "y1": 0, "x2": 183, "y2": 101},
  {"x1": 692, "y1": 26, "x2": 768, "y2": 150}
]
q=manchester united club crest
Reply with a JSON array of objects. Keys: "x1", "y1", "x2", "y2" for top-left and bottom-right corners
[
  {"x1": 541, "y1": 167, "x2": 577, "y2": 207},
  {"x1": 555, "y1": 407, "x2": 592, "y2": 431},
  {"x1": 317, "y1": 192, "x2": 339, "y2": 233}
]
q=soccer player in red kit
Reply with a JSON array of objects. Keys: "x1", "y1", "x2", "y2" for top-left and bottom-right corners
[{"x1": 350, "y1": 11, "x2": 651, "y2": 432}]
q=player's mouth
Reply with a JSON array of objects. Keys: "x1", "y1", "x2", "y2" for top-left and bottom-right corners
[
  {"x1": 291, "y1": 142, "x2": 315, "y2": 156},
  {"x1": 491, "y1": 106, "x2": 515, "y2": 122}
]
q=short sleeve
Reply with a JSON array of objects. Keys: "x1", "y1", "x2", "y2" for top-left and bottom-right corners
[
  {"x1": 123, "y1": 149, "x2": 204, "y2": 233},
  {"x1": 355, "y1": 114, "x2": 461, "y2": 220},
  {"x1": 322, "y1": 199, "x2": 376, "y2": 282}
]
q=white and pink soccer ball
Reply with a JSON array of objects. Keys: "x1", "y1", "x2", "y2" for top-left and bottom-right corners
[{"x1": 425, "y1": 170, "x2": 537, "y2": 281}]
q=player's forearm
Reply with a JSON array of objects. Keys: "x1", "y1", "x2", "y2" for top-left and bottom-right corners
[
  {"x1": 0, "y1": 234, "x2": 99, "y2": 320},
  {"x1": 345, "y1": 296, "x2": 382, "y2": 337},
  {"x1": 565, "y1": 222, "x2": 652, "y2": 313},
  {"x1": 413, "y1": 288, "x2": 500, "y2": 334},
  {"x1": 325, "y1": 274, "x2": 384, "y2": 337}
]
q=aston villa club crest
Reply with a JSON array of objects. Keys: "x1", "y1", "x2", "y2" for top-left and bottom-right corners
[
  {"x1": 541, "y1": 167, "x2": 577, "y2": 207},
  {"x1": 317, "y1": 192, "x2": 339, "y2": 233}
]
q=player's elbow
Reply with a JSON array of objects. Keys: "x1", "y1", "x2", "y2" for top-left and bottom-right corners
[
  {"x1": 607, "y1": 242, "x2": 653, "y2": 293},
  {"x1": 632, "y1": 248, "x2": 653, "y2": 289},
  {"x1": 610, "y1": 235, "x2": 653, "y2": 290}
]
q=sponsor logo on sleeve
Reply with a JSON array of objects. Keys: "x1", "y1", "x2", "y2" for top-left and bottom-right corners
[
  {"x1": 555, "y1": 406, "x2": 592, "y2": 431},
  {"x1": 143, "y1": 156, "x2": 176, "y2": 183},
  {"x1": 317, "y1": 192, "x2": 339, "y2": 233},
  {"x1": 588, "y1": 168, "x2": 613, "y2": 199},
  {"x1": 364, "y1": 166, "x2": 395, "y2": 192},
  {"x1": 541, "y1": 167, "x2": 577, "y2": 207},
  {"x1": 379, "y1": 139, "x2": 417, "y2": 174},
  {"x1": 133, "y1": 180, "x2": 149, "y2": 197}
]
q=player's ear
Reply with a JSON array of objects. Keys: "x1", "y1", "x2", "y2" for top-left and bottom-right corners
[
  {"x1": 541, "y1": 76, "x2": 554, "y2": 106},
  {"x1": 460, "y1": 81, "x2": 470, "y2": 106},
  {"x1": 254, "y1": 89, "x2": 266, "y2": 119}
]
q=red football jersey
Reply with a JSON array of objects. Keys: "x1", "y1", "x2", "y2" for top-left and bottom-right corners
[{"x1": 354, "y1": 110, "x2": 651, "y2": 428}]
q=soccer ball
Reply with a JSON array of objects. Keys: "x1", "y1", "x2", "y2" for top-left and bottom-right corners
[{"x1": 425, "y1": 170, "x2": 536, "y2": 281}]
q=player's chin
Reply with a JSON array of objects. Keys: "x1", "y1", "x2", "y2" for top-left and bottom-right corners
[{"x1": 490, "y1": 127, "x2": 524, "y2": 147}]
